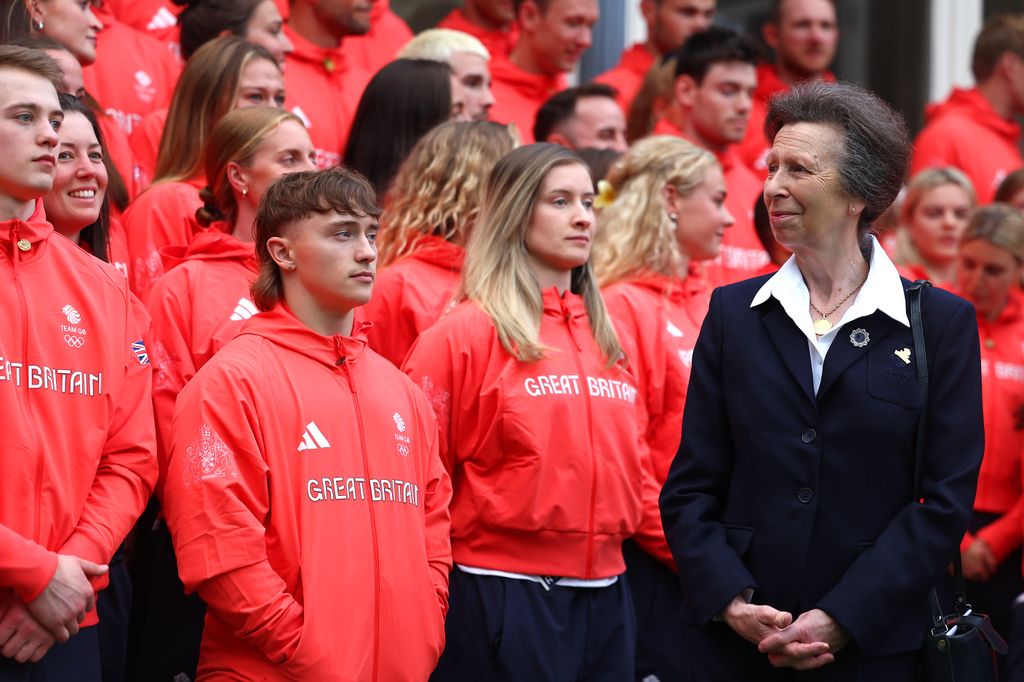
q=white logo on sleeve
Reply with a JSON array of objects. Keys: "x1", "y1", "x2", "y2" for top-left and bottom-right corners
[
  {"x1": 297, "y1": 421, "x2": 331, "y2": 451},
  {"x1": 229, "y1": 298, "x2": 258, "y2": 321},
  {"x1": 666, "y1": 321, "x2": 684, "y2": 338},
  {"x1": 62, "y1": 305, "x2": 81, "y2": 324},
  {"x1": 393, "y1": 412, "x2": 406, "y2": 433},
  {"x1": 146, "y1": 7, "x2": 177, "y2": 30}
]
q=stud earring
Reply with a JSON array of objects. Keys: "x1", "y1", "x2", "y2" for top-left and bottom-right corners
[
  {"x1": 669, "y1": 212, "x2": 678, "y2": 224},
  {"x1": 33, "y1": 18, "x2": 44, "y2": 31},
  {"x1": 849, "y1": 206, "x2": 857, "y2": 214},
  {"x1": 241, "y1": 188, "x2": 248, "y2": 197}
]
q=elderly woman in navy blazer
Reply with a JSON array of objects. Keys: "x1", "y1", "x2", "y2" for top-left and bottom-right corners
[{"x1": 660, "y1": 81, "x2": 984, "y2": 680}]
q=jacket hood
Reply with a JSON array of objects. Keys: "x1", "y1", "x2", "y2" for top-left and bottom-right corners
[
  {"x1": 285, "y1": 24, "x2": 351, "y2": 72},
  {"x1": 490, "y1": 56, "x2": 567, "y2": 102},
  {"x1": 0, "y1": 199, "x2": 53, "y2": 261},
  {"x1": 754, "y1": 64, "x2": 836, "y2": 103},
  {"x1": 407, "y1": 235, "x2": 465, "y2": 271},
  {"x1": 620, "y1": 269, "x2": 708, "y2": 304},
  {"x1": 159, "y1": 220, "x2": 256, "y2": 270},
  {"x1": 238, "y1": 304, "x2": 371, "y2": 368},
  {"x1": 924, "y1": 88, "x2": 1020, "y2": 144}
]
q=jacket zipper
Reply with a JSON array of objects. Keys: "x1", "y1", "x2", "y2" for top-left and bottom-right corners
[
  {"x1": 339, "y1": 357, "x2": 381, "y2": 682},
  {"x1": 10, "y1": 226, "x2": 45, "y2": 542},
  {"x1": 560, "y1": 303, "x2": 598, "y2": 579}
]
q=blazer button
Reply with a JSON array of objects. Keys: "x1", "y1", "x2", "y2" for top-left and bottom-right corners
[
  {"x1": 801, "y1": 429, "x2": 817, "y2": 443},
  {"x1": 797, "y1": 488, "x2": 814, "y2": 504}
]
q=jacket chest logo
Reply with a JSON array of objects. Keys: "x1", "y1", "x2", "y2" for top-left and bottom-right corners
[{"x1": 60, "y1": 304, "x2": 87, "y2": 349}]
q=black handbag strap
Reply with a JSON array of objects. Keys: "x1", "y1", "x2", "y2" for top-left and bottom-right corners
[{"x1": 907, "y1": 281, "x2": 969, "y2": 629}]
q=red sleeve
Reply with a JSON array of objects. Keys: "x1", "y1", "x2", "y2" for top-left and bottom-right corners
[
  {"x1": 163, "y1": 354, "x2": 303, "y2": 663},
  {"x1": 418, "y1": 404, "x2": 453, "y2": 615},
  {"x1": 402, "y1": 327, "x2": 460, "y2": 474},
  {"x1": 59, "y1": 293, "x2": 158, "y2": 567},
  {"x1": 128, "y1": 111, "x2": 164, "y2": 189},
  {"x1": 145, "y1": 270, "x2": 198, "y2": 497},
  {"x1": 363, "y1": 269, "x2": 418, "y2": 367},
  {"x1": 975, "y1": 499, "x2": 1024, "y2": 563},
  {"x1": 910, "y1": 125, "x2": 958, "y2": 179},
  {"x1": 0, "y1": 527, "x2": 58, "y2": 603}
]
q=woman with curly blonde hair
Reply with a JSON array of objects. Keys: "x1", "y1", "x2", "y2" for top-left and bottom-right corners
[
  {"x1": 593, "y1": 135, "x2": 731, "y2": 681},
  {"x1": 363, "y1": 120, "x2": 518, "y2": 365}
]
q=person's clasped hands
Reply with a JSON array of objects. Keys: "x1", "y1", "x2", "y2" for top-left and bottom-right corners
[{"x1": 722, "y1": 595, "x2": 852, "y2": 670}]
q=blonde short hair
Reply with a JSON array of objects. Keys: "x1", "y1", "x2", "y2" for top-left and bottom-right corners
[
  {"x1": 398, "y1": 28, "x2": 490, "y2": 63},
  {"x1": 961, "y1": 203, "x2": 1024, "y2": 263}
]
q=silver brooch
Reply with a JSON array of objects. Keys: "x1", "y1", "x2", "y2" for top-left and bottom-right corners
[{"x1": 849, "y1": 328, "x2": 870, "y2": 348}]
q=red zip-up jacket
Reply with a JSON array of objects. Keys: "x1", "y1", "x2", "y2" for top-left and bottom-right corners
[
  {"x1": 147, "y1": 223, "x2": 257, "y2": 494},
  {"x1": 437, "y1": 7, "x2": 518, "y2": 61},
  {"x1": 163, "y1": 305, "x2": 452, "y2": 681},
  {"x1": 0, "y1": 200, "x2": 157, "y2": 624},
  {"x1": 603, "y1": 273, "x2": 710, "y2": 569},
  {"x1": 128, "y1": 107, "x2": 167, "y2": 189},
  {"x1": 122, "y1": 177, "x2": 205, "y2": 299},
  {"x1": 489, "y1": 56, "x2": 567, "y2": 144},
  {"x1": 959, "y1": 290, "x2": 1024, "y2": 563},
  {"x1": 593, "y1": 43, "x2": 655, "y2": 113},
  {"x1": 403, "y1": 288, "x2": 663, "y2": 579},
  {"x1": 101, "y1": 0, "x2": 181, "y2": 50},
  {"x1": 362, "y1": 236, "x2": 463, "y2": 367},
  {"x1": 341, "y1": 0, "x2": 413, "y2": 76},
  {"x1": 284, "y1": 25, "x2": 372, "y2": 169},
  {"x1": 83, "y1": 4, "x2": 180, "y2": 137},
  {"x1": 912, "y1": 88, "x2": 1023, "y2": 204}
]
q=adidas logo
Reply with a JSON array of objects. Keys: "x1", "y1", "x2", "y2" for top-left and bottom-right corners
[
  {"x1": 229, "y1": 298, "x2": 258, "y2": 321},
  {"x1": 666, "y1": 321, "x2": 684, "y2": 338},
  {"x1": 297, "y1": 421, "x2": 330, "y2": 451},
  {"x1": 146, "y1": 7, "x2": 177, "y2": 31}
]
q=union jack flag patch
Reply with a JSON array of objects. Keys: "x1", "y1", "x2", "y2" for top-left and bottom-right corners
[{"x1": 131, "y1": 340, "x2": 150, "y2": 365}]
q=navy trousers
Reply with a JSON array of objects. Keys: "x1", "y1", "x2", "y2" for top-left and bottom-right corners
[
  {"x1": 431, "y1": 567, "x2": 636, "y2": 681},
  {"x1": 0, "y1": 625, "x2": 100, "y2": 682},
  {"x1": 622, "y1": 539, "x2": 688, "y2": 681}
]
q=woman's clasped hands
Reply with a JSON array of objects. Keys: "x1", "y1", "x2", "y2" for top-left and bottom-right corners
[{"x1": 722, "y1": 596, "x2": 852, "y2": 670}]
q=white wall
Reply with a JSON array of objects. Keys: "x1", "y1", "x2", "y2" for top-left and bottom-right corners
[{"x1": 928, "y1": 0, "x2": 983, "y2": 102}]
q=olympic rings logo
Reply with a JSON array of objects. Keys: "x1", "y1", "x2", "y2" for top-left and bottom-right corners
[
  {"x1": 395, "y1": 443, "x2": 410, "y2": 457},
  {"x1": 64, "y1": 334, "x2": 85, "y2": 348}
]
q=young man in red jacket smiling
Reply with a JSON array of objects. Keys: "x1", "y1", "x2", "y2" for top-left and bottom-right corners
[
  {"x1": 0, "y1": 46, "x2": 157, "y2": 679},
  {"x1": 162, "y1": 167, "x2": 453, "y2": 681}
]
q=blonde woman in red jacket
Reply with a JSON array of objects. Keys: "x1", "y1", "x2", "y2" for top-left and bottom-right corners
[
  {"x1": 955, "y1": 203, "x2": 1024, "y2": 667},
  {"x1": 404, "y1": 143, "x2": 662, "y2": 681},
  {"x1": 592, "y1": 135, "x2": 731, "y2": 681},
  {"x1": 362, "y1": 120, "x2": 517, "y2": 366},
  {"x1": 161, "y1": 167, "x2": 452, "y2": 681}
]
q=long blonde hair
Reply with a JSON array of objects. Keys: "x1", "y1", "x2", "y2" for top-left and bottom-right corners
[
  {"x1": 895, "y1": 166, "x2": 977, "y2": 267},
  {"x1": 379, "y1": 120, "x2": 518, "y2": 266},
  {"x1": 155, "y1": 37, "x2": 278, "y2": 183},
  {"x1": 460, "y1": 143, "x2": 621, "y2": 363},
  {"x1": 594, "y1": 136, "x2": 718, "y2": 287}
]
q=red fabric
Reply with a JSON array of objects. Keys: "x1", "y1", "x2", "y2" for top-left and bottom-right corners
[
  {"x1": 402, "y1": 288, "x2": 661, "y2": 579},
  {"x1": 98, "y1": 114, "x2": 145, "y2": 201},
  {"x1": 489, "y1": 57, "x2": 567, "y2": 144},
  {"x1": 163, "y1": 305, "x2": 452, "y2": 680},
  {"x1": 912, "y1": 88, "x2": 1023, "y2": 204},
  {"x1": 342, "y1": 0, "x2": 413, "y2": 76},
  {"x1": 362, "y1": 236, "x2": 463, "y2": 367},
  {"x1": 129, "y1": 107, "x2": 167, "y2": 187},
  {"x1": 122, "y1": 177, "x2": 205, "y2": 300},
  {"x1": 146, "y1": 223, "x2": 257, "y2": 496},
  {"x1": 107, "y1": 215, "x2": 130, "y2": 280},
  {"x1": 0, "y1": 200, "x2": 156, "y2": 622},
  {"x1": 602, "y1": 273, "x2": 711, "y2": 567},
  {"x1": 593, "y1": 43, "x2": 655, "y2": 113},
  {"x1": 101, "y1": 0, "x2": 181, "y2": 49},
  {"x1": 284, "y1": 25, "x2": 372, "y2": 169},
  {"x1": 437, "y1": 8, "x2": 517, "y2": 61},
  {"x1": 736, "y1": 65, "x2": 836, "y2": 172},
  {"x1": 895, "y1": 262, "x2": 957, "y2": 292},
  {"x1": 956, "y1": 291, "x2": 1024, "y2": 563},
  {"x1": 82, "y1": 5, "x2": 180, "y2": 137}
]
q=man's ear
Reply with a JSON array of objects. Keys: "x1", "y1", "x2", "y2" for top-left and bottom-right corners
[
  {"x1": 762, "y1": 21, "x2": 779, "y2": 52},
  {"x1": 518, "y1": 0, "x2": 543, "y2": 34},
  {"x1": 267, "y1": 236, "x2": 295, "y2": 271},
  {"x1": 547, "y1": 131, "x2": 574, "y2": 150},
  {"x1": 674, "y1": 74, "x2": 699, "y2": 109}
]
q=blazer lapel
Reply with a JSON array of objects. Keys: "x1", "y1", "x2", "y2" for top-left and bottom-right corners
[
  {"x1": 817, "y1": 312, "x2": 896, "y2": 400},
  {"x1": 761, "y1": 301, "x2": 816, "y2": 404}
]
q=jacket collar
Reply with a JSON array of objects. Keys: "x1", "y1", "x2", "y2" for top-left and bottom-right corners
[
  {"x1": 541, "y1": 286, "x2": 587, "y2": 321},
  {"x1": 239, "y1": 303, "x2": 370, "y2": 368},
  {"x1": 925, "y1": 87, "x2": 1020, "y2": 144},
  {"x1": 0, "y1": 199, "x2": 54, "y2": 261},
  {"x1": 406, "y1": 235, "x2": 465, "y2": 271}
]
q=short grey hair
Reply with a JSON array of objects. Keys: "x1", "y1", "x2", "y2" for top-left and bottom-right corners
[{"x1": 765, "y1": 81, "x2": 910, "y2": 236}]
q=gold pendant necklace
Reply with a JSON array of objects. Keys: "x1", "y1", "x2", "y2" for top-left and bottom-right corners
[{"x1": 809, "y1": 270, "x2": 870, "y2": 336}]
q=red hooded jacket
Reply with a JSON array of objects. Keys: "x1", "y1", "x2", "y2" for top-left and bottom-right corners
[
  {"x1": 101, "y1": 0, "x2": 181, "y2": 49},
  {"x1": 163, "y1": 305, "x2": 452, "y2": 681},
  {"x1": 437, "y1": 8, "x2": 518, "y2": 61},
  {"x1": 146, "y1": 223, "x2": 257, "y2": 493},
  {"x1": 362, "y1": 236, "x2": 463, "y2": 367},
  {"x1": 403, "y1": 288, "x2": 663, "y2": 579},
  {"x1": 83, "y1": 4, "x2": 180, "y2": 137},
  {"x1": 959, "y1": 290, "x2": 1024, "y2": 563},
  {"x1": 912, "y1": 88, "x2": 1023, "y2": 204},
  {"x1": 0, "y1": 201, "x2": 157, "y2": 624},
  {"x1": 489, "y1": 56, "x2": 567, "y2": 144},
  {"x1": 122, "y1": 177, "x2": 205, "y2": 299},
  {"x1": 602, "y1": 273, "x2": 710, "y2": 567},
  {"x1": 342, "y1": 0, "x2": 414, "y2": 75},
  {"x1": 284, "y1": 25, "x2": 372, "y2": 169},
  {"x1": 594, "y1": 43, "x2": 656, "y2": 113},
  {"x1": 128, "y1": 107, "x2": 167, "y2": 188}
]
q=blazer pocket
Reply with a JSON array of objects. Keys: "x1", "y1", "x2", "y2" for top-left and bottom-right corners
[
  {"x1": 867, "y1": 350, "x2": 921, "y2": 408},
  {"x1": 723, "y1": 524, "x2": 754, "y2": 558}
]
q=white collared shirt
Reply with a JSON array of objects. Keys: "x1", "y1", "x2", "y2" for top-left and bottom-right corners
[{"x1": 750, "y1": 235, "x2": 909, "y2": 394}]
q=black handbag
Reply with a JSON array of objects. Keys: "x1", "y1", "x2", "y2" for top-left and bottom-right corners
[{"x1": 908, "y1": 281, "x2": 1008, "y2": 682}]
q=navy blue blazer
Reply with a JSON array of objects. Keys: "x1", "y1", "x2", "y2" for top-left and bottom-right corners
[{"x1": 659, "y1": 275, "x2": 984, "y2": 657}]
